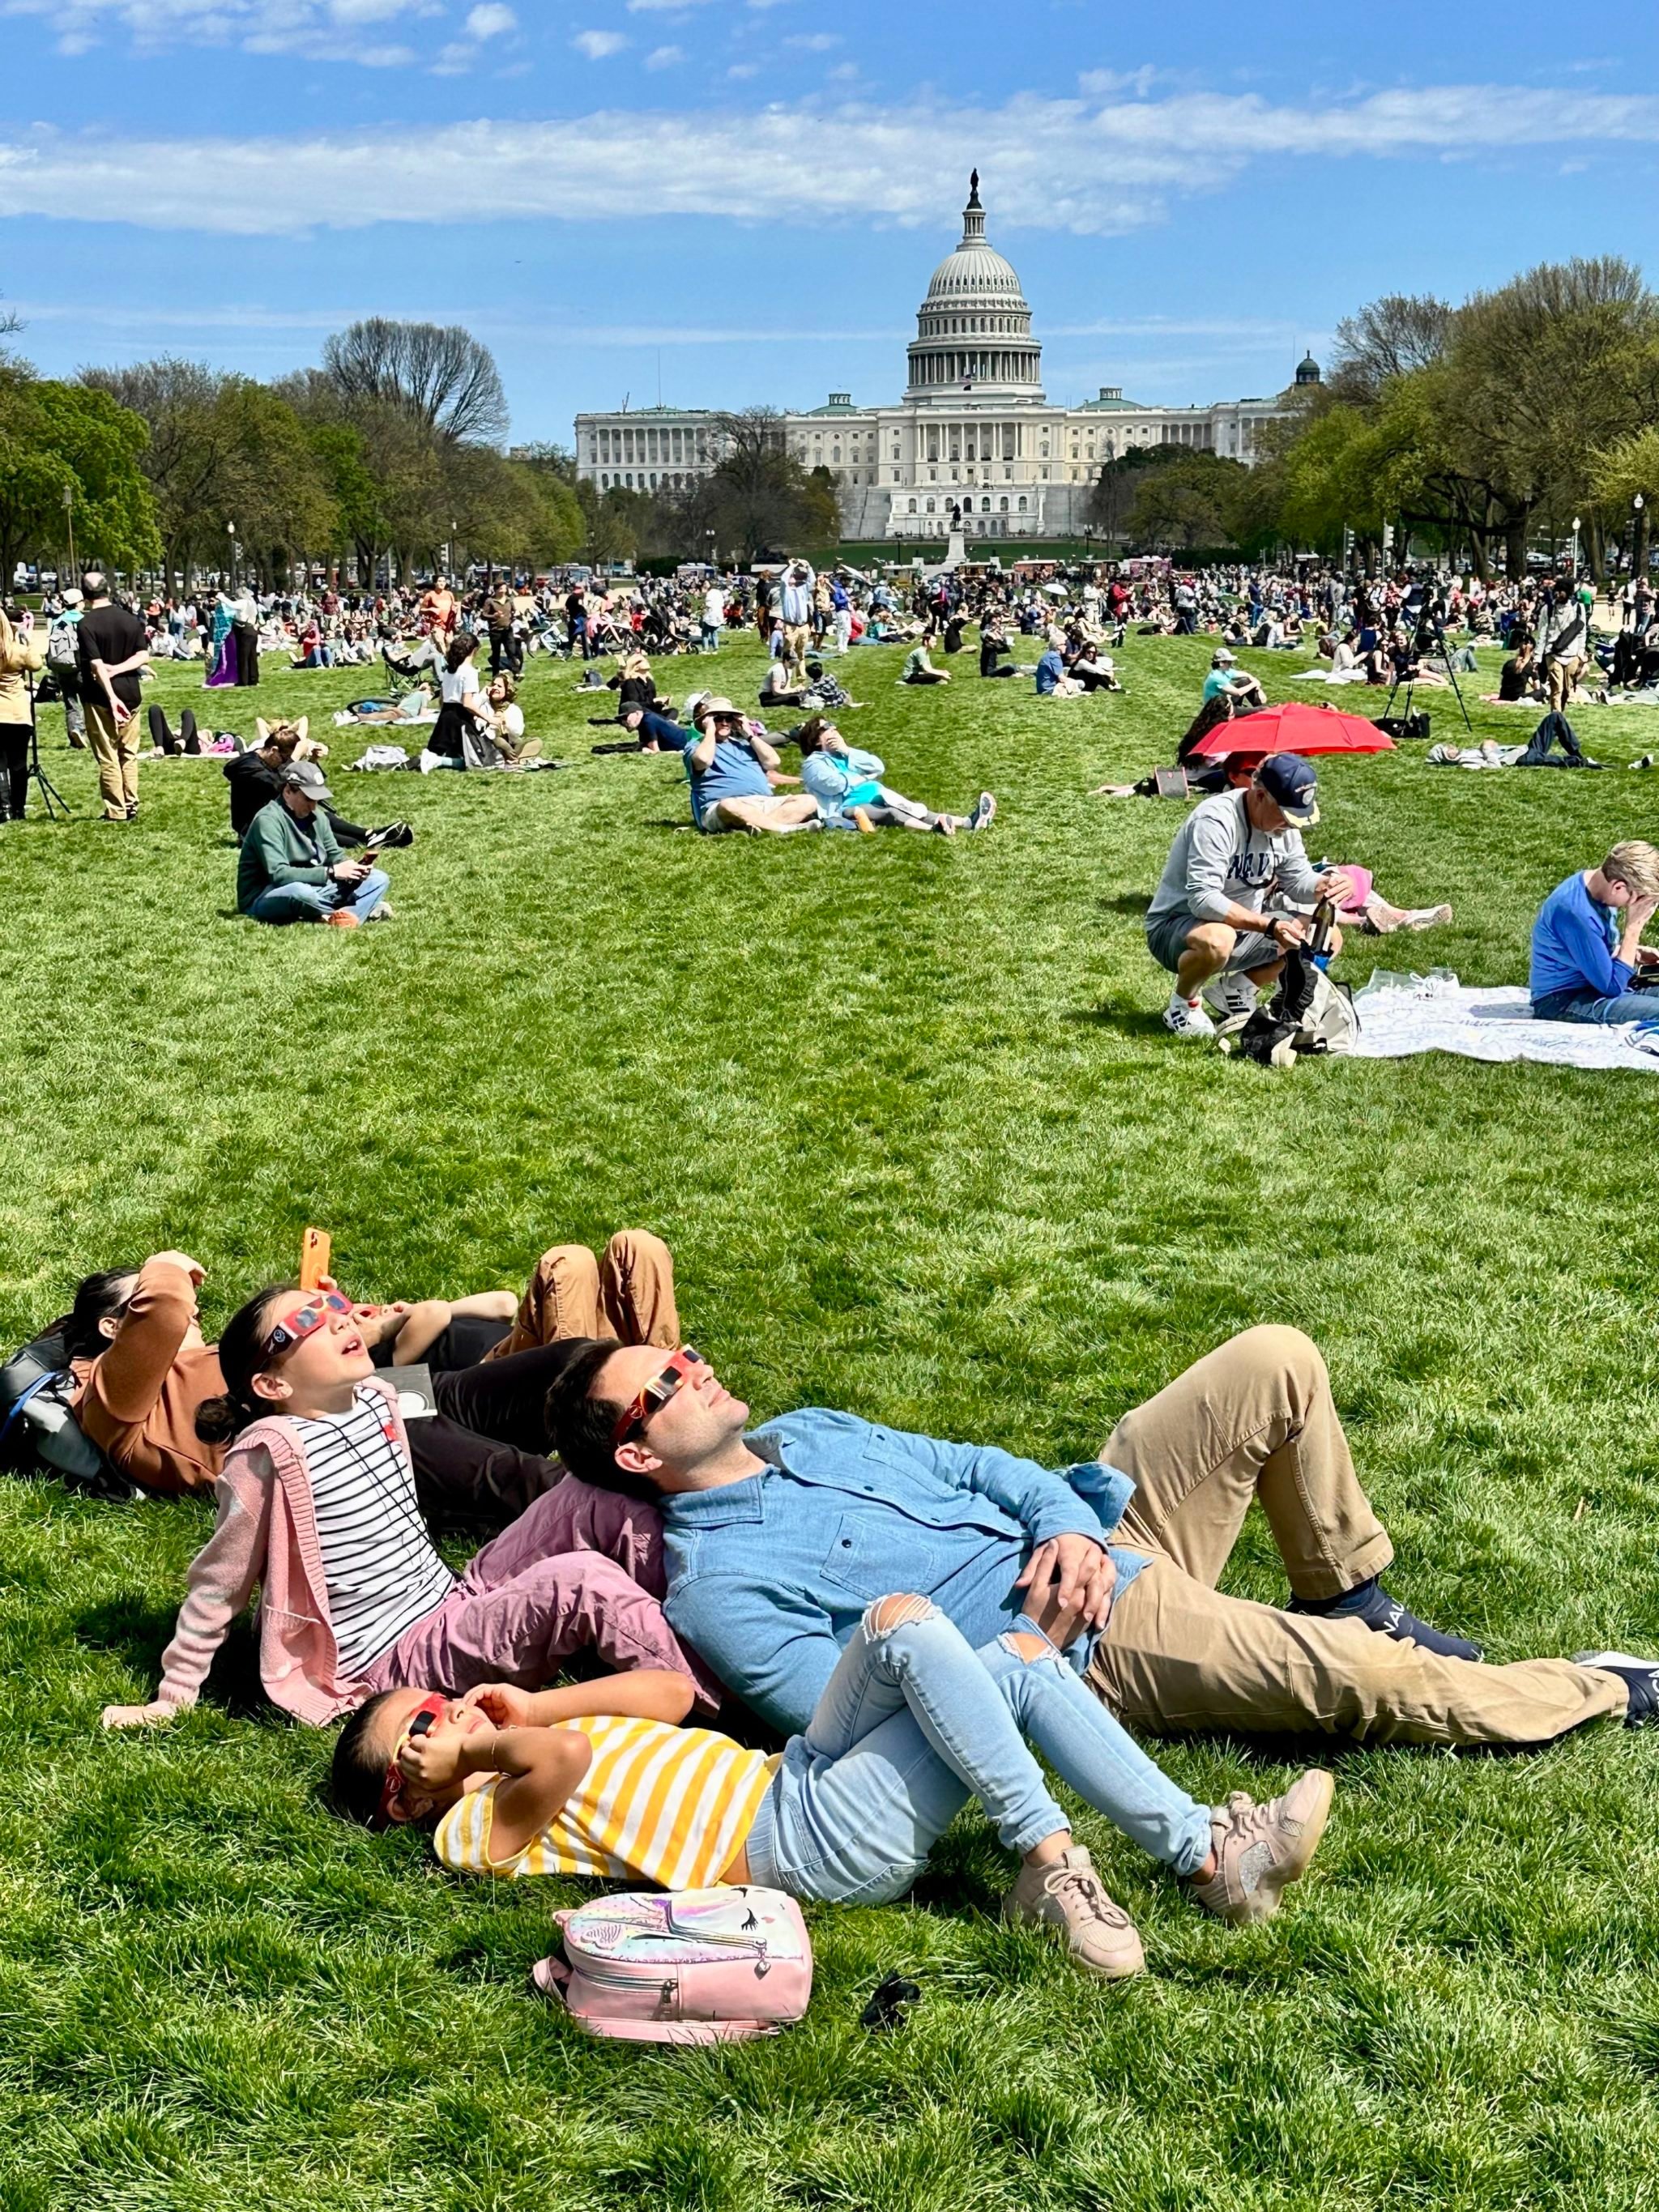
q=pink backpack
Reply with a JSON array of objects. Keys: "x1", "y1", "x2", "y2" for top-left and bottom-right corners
[{"x1": 532, "y1": 1886, "x2": 813, "y2": 2044}]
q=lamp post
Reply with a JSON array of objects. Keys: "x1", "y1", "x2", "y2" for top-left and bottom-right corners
[
  {"x1": 226, "y1": 520, "x2": 236, "y2": 590},
  {"x1": 1571, "y1": 514, "x2": 1580, "y2": 577},
  {"x1": 62, "y1": 483, "x2": 76, "y2": 583},
  {"x1": 1635, "y1": 492, "x2": 1648, "y2": 581}
]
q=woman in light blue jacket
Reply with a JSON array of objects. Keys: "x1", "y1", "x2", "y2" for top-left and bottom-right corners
[{"x1": 795, "y1": 716, "x2": 995, "y2": 837}]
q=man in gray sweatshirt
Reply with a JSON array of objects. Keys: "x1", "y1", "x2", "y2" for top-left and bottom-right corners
[{"x1": 1145, "y1": 754, "x2": 1352, "y2": 1038}]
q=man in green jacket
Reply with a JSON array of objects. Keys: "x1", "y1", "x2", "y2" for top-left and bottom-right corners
[{"x1": 238, "y1": 761, "x2": 391, "y2": 927}]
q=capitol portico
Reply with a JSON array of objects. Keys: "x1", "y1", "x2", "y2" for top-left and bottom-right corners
[{"x1": 574, "y1": 175, "x2": 1311, "y2": 543}]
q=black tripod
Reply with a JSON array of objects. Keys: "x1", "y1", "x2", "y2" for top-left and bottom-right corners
[
  {"x1": 1382, "y1": 598, "x2": 1473, "y2": 735},
  {"x1": 23, "y1": 673, "x2": 72, "y2": 820}
]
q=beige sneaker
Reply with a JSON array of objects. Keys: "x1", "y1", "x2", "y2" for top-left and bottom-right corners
[
  {"x1": 1001, "y1": 1846, "x2": 1145, "y2": 1979},
  {"x1": 1187, "y1": 1770, "x2": 1334, "y2": 1926}
]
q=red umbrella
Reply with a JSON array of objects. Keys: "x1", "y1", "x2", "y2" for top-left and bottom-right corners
[{"x1": 1188, "y1": 700, "x2": 1397, "y2": 762}]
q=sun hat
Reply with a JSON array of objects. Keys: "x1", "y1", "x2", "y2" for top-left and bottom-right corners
[{"x1": 691, "y1": 695, "x2": 740, "y2": 727}]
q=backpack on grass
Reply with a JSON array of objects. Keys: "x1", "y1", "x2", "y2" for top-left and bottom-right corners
[
  {"x1": 1218, "y1": 948, "x2": 1360, "y2": 1068},
  {"x1": 532, "y1": 1886, "x2": 812, "y2": 2044},
  {"x1": 0, "y1": 1328, "x2": 139, "y2": 1499}
]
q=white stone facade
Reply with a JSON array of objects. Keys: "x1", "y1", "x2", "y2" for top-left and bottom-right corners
[{"x1": 574, "y1": 175, "x2": 1304, "y2": 543}]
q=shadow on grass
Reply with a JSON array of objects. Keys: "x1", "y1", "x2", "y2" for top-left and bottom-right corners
[
  {"x1": 1099, "y1": 892, "x2": 1151, "y2": 916},
  {"x1": 1063, "y1": 1004, "x2": 1169, "y2": 1037},
  {"x1": 76, "y1": 1595, "x2": 267, "y2": 1717}
]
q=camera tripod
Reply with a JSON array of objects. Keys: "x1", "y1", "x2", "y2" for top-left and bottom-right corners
[
  {"x1": 1381, "y1": 599, "x2": 1473, "y2": 735},
  {"x1": 23, "y1": 674, "x2": 72, "y2": 820}
]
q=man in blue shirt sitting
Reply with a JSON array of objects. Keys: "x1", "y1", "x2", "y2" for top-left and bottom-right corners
[
  {"x1": 1530, "y1": 841, "x2": 1659, "y2": 1025},
  {"x1": 684, "y1": 696, "x2": 819, "y2": 835},
  {"x1": 548, "y1": 1328, "x2": 1643, "y2": 1774}
]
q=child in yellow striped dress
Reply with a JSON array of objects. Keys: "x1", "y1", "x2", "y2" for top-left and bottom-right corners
[{"x1": 332, "y1": 1592, "x2": 1333, "y2": 1980}]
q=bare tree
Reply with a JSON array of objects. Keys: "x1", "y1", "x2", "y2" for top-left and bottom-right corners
[
  {"x1": 321, "y1": 319, "x2": 509, "y2": 447},
  {"x1": 1328, "y1": 295, "x2": 1453, "y2": 403}
]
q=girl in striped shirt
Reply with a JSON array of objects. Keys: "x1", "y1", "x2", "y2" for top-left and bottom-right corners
[{"x1": 333, "y1": 1591, "x2": 1333, "y2": 1980}]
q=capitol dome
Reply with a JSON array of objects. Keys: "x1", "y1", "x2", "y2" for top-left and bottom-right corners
[{"x1": 906, "y1": 173, "x2": 1044, "y2": 406}]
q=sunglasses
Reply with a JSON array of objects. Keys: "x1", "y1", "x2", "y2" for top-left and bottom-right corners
[
  {"x1": 612, "y1": 1345, "x2": 706, "y2": 1447},
  {"x1": 261, "y1": 1289, "x2": 353, "y2": 1361},
  {"x1": 376, "y1": 1691, "x2": 447, "y2": 1825}
]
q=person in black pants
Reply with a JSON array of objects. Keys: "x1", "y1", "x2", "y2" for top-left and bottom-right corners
[
  {"x1": 0, "y1": 603, "x2": 45, "y2": 820},
  {"x1": 233, "y1": 618, "x2": 260, "y2": 688}
]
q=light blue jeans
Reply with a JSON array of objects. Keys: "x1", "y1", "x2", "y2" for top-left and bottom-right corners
[
  {"x1": 744, "y1": 1601, "x2": 1211, "y2": 1906},
  {"x1": 1533, "y1": 983, "x2": 1659, "y2": 1026},
  {"x1": 245, "y1": 866, "x2": 390, "y2": 925}
]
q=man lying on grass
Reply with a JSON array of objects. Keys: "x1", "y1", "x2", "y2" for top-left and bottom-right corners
[
  {"x1": 100, "y1": 1279, "x2": 714, "y2": 1735},
  {"x1": 332, "y1": 1597, "x2": 1333, "y2": 1983},
  {"x1": 547, "y1": 1330, "x2": 1653, "y2": 1775}
]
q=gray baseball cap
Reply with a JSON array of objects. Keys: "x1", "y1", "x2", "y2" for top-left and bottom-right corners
[{"x1": 280, "y1": 760, "x2": 333, "y2": 803}]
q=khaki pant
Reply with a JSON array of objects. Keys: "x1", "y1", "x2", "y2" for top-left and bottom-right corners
[
  {"x1": 782, "y1": 622, "x2": 811, "y2": 686},
  {"x1": 483, "y1": 1230, "x2": 680, "y2": 1363},
  {"x1": 85, "y1": 698, "x2": 140, "y2": 818},
  {"x1": 1546, "y1": 654, "x2": 1586, "y2": 712},
  {"x1": 1085, "y1": 1326, "x2": 1626, "y2": 1748}
]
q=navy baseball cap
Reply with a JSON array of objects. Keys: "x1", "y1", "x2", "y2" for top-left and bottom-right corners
[{"x1": 1255, "y1": 752, "x2": 1320, "y2": 826}]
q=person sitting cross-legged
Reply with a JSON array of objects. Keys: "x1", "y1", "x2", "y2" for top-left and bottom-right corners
[
  {"x1": 684, "y1": 697, "x2": 818, "y2": 836},
  {"x1": 331, "y1": 1595, "x2": 1337, "y2": 1982},
  {"x1": 544, "y1": 1330, "x2": 1651, "y2": 1775},
  {"x1": 1146, "y1": 753, "x2": 1351, "y2": 1038},
  {"x1": 99, "y1": 1282, "x2": 715, "y2": 1737},
  {"x1": 1530, "y1": 840, "x2": 1659, "y2": 1026},
  {"x1": 237, "y1": 761, "x2": 390, "y2": 927}
]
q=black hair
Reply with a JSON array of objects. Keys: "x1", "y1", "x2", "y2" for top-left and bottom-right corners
[
  {"x1": 331, "y1": 1690, "x2": 403, "y2": 1826},
  {"x1": 194, "y1": 1282, "x2": 295, "y2": 1445},
  {"x1": 63, "y1": 1268, "x2": 139, "y2": 1363},
  {"x1": 445, "y1": 629, "x2": 480, "y2": 675},
  {"x1": 795, "y1": 714, "x2": 830, "y2": 757},
  {"x1": 544, "y1": 1337, "x2": 660, "y2": 1498}
]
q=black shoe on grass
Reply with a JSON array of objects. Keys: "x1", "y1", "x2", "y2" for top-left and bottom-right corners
[
  {"x1": 1573, "y1": 1652, "x2": 1659, "y2": 1726},
  {"x1": 1288, "y1": 1575, "x2": 1482, "y2": 1662}
]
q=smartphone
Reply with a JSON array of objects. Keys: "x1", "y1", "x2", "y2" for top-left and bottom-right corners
[{"x1": 299, "y1": 1226, "x2": 332, "y2": 1291}]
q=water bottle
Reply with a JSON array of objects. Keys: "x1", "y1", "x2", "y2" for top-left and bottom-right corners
[{"x1": 1309, "y1": 895, "x2": 1337, "y2": 973}]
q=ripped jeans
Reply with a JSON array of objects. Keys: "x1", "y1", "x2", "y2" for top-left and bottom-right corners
[{"x1": 744, "y1": 1601, "x2": 1212, "y2": 1905}]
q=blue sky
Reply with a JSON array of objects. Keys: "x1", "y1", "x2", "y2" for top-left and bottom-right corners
[{"x1": 3, "y1": 0, "x2": 1658, "y2": 446}]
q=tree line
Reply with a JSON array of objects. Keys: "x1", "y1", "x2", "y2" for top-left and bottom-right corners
[
  {"x1": 1087, "y1": 256, "x2": 1659, "y2": 580},
  {"x1": 0, "y1": 306, "x2": 842, "y2": 593},
  {"x1": 0, "y1": 318, "x2": 586, "y2": 592}
]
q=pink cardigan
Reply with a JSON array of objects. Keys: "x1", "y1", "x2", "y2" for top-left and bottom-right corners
[{"x1": 156, "y1": 1379, "x2": 412, "y2": 1726}]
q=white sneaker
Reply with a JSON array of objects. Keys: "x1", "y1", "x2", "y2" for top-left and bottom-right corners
[
  {"x1": 1201, "y1": 973, "x2": 1258, "y2": 1023},
  {"x1": 1162, "y1": 994, "x2": 1216, "y2": 1038}
]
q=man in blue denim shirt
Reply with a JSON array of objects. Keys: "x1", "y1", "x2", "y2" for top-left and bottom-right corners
[{"x1": 547, "y1": 1327, "x2": 1647, "y2": 1751}]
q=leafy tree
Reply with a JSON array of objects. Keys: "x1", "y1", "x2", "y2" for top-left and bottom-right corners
[
  {"x1": 0, "y1": 362, "x2": 157, "y2": 587},
  {"x1": 80, "y1": 357, "x2": 230, "y2": 585}
]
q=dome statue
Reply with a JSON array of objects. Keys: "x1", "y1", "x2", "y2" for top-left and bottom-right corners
[{"x1": 905, "y1": 174, "x2": 1045, "y2": 406}]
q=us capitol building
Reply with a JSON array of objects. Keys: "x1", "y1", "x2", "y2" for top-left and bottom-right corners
[{"x1": 573, "y1": 173, "x2": 1317, "y2": 544}]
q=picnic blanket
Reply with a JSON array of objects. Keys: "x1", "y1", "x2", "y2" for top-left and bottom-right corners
[{"x1": 1351, "y1": 971, "x2": 1659, "y2": 1072}]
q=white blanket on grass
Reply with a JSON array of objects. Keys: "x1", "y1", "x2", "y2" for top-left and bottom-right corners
[{"x1": 1351, "y1": 973, "x2": 1659, "y2": 1072}]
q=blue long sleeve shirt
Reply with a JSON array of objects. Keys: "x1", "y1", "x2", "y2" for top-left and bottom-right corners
[
  {"x1": 660, "y1": 1408, "x2": 1146, "y2": 1736},
  {"x1": 1530, "y1": 871, "x2": 1631, "y2": 1002}
]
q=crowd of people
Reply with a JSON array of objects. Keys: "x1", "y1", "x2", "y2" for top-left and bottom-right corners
[{"x1": 5, "y1": 532, "x2": 1659, "y2": 2036}]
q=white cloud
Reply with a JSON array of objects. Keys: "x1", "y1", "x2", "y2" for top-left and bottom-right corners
[
  {"x1": 1077, "y1": 66, "x2": 1158, "y2": 98},
  {"x1": 645, "y1": 41, "x2": 681, "y2": 67},
  {"x1": 572, "y1": 27, "x2": 625, "y2": 56},
  {"x1": 2, "y1": 83, "x2": 1657, "y2": 235},
  {"x1": 467, "y1": 2, "x2": 515, "y2": 34},
  {"x1": 784, "y1": 31, "x2": 837, "y2": 49},
  {"x1": 2, "y1": 0, "x2": 432, "y2": 66}
]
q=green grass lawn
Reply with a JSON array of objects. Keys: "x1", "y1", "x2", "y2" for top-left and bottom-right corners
[{"x1": 5, "y1": 624, "x2": 1659, "y2": 2211}]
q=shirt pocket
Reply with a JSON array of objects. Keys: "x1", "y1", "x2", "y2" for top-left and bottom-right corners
[{"x1": 821, "y1": 1513, "x2": 921, "y2": 1603}]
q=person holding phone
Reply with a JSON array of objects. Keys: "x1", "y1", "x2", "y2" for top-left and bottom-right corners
[
  {"x1": 237, "y1": 761, "x2": 391, "y2": 927},
  {"x1": 0, "y1": 599, "x2": 45, "y2": 821}
]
